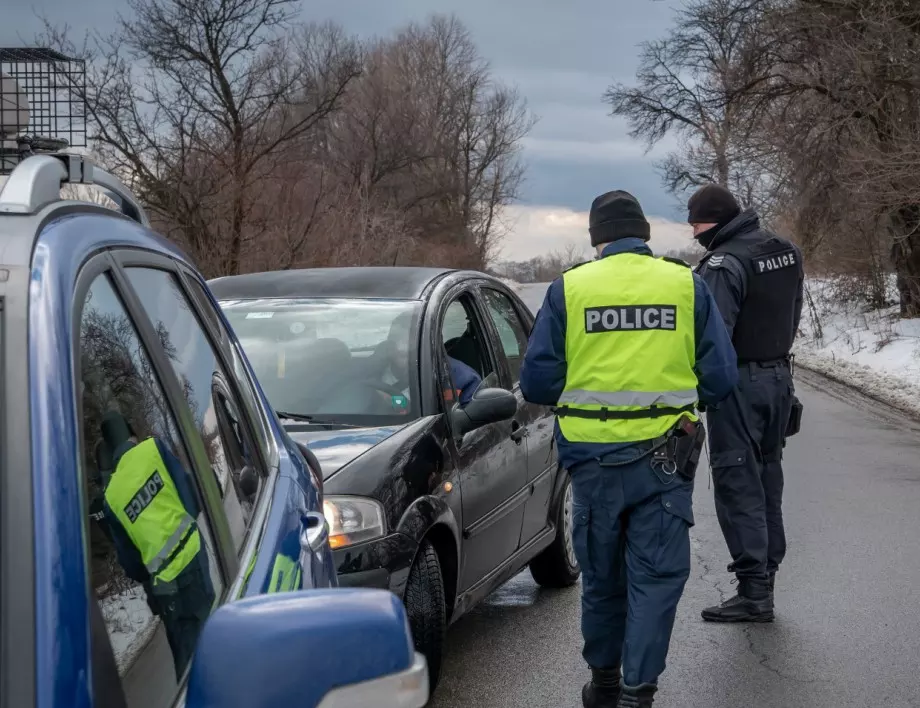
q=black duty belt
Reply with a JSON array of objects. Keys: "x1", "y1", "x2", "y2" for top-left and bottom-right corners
[
  {"x1": 737, "y1": 356, "x2": 791, "y2": 367},
  {"x1": 554, "y1": 404, "x2": 696, "y2": 421}
]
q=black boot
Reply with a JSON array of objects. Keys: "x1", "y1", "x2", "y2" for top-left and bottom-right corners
[
  {"x1": 617, "y1": 681, "x2": 657, "y2": 707},
  {"x1": 582, "y1": 667, "x2": 621, "y2": 708},
  {"x1": 701, "y1": 577, "x2": 774, "y2": 623}
]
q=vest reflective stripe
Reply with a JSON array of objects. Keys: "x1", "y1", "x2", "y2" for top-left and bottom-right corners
[
  {"x1": 557, "y1": 389, "x2": 698, "y2": 408},
  {"x1": 561, "y1": 253, "x2": 699, "y2": 444},
  {"x1": 269, "y1": 554, "x2": 302, "y2": 593},
  {"x1": 105, "y1": 438, "x2": 202, "y2": 585},
  {"x1": 143, "y1": 515, "x2": 195, "y2": 574}
]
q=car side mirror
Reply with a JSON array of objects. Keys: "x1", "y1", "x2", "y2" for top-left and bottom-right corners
[
  {"x1": 238, "y1": 465, "x2": 258, "y2": 499},
  {"x1": 451, "y1": 387, "x2": 518, "y2": 437},
  {"x1": 185, "y1": 589, "x2": 428, "y2": 708}
]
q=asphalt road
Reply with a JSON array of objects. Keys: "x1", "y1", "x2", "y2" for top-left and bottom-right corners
[{"x1": 428, "y1": 283, "x2": 920, "y2": 708}]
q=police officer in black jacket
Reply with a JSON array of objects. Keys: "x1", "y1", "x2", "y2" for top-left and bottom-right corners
[{"x1": 688, "y1": 184, "x2": 804, "y2": 623}]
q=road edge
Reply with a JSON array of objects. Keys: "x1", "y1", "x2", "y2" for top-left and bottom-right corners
[{"x1": 795, "y1": 350, "x2": 920, "y2": 425}]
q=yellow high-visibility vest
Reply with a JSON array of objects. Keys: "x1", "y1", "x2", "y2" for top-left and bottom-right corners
[
  {"x1": 558, "y1": 253, "x2": 699, "y2": 443},
  {"x1": 105, "y1": 438, "x2": 201, "y2": 585}
]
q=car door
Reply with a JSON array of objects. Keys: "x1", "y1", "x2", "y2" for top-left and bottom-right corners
[
  {"x1": 478, "y1": 285, "x2": 558, "y2": 546},
  {"x1": 73, "y1": 252, "x2": 331, "y2": 708},
  {"x1": 114, "y1": 257, "x2": 333, "y2": 596},
  {"x1": 74, "y1": 262, "x2": 232, "y2": 708},
  {"x1": 437, "y1": 285, "x2": 529, "y2": 593}
]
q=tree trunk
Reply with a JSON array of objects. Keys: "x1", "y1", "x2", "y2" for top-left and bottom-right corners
[{"x1": 889, "y1": 206, "x2": 920, "y2": 317}]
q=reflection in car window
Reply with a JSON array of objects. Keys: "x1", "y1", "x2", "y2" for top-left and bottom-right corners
[
  {"x1": 125, "y1": 268, "x2": 258, "y2": 552},
  {"x1": 220, "y1": 298, "x2": 423, "y2": 426},
  {"x1": 78, "y1": 272, "x2": 224, "y2": 706},
  {"x1": 482, "y1": 289, "x2": 530, "y2": 384},
  {"x1": 184, "y1": 275, "x2": 273, "y2": 468}
]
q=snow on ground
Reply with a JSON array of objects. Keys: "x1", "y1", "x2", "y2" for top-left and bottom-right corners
[
  {"x1": 100, "y1": 584, "x2": 159, "y2": 673},
  {"x1": 794, "y1": 277, "x2": 920, "y2": 418}
]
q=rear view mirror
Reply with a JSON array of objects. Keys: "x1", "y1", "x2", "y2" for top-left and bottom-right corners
[
  {"x1": 451, "y1": 387, "x2": 518, "y2": 437},
  {"x1": 185, "y1": 589, "x2": 428, "y2": 708}
]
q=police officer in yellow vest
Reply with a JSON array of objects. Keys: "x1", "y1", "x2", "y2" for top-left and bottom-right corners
[
  {"x1": 520, "y1": 190, "x2": 738, "y2": 708},
  {"x1": 100, "y1": 411, "x2": 215, "y2": 679}
]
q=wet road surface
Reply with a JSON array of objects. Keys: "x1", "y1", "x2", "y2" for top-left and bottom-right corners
[{"x1": 429, "y1": 283, "x2": 920, "y2": 708}]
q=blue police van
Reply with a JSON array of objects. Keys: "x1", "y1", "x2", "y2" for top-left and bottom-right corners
[{"x1": 0, "y1": 152, "x2": 429, "y2": 708}]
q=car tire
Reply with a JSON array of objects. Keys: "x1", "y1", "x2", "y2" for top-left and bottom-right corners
[
  {"x1": 529, "y1": 472, "x2": 581, "y2": 588},
  {"x1": 404, "y1": 539, "x2": 447, "y2": 693}
]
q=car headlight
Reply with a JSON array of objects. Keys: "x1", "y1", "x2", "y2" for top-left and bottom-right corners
[{"x1": 323, "y1": 496, "x2": 386, "y2": 550}]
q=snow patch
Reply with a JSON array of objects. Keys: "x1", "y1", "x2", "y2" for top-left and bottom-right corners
[
  {"x1": 100, "y1": 585, "x2": 160, "y2": 673},
  {"x1": 795, "y1": 277, "x2": 920, "y2": 418}
]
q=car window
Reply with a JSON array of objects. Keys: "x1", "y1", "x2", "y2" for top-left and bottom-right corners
[
  {"x1": 440, "y1": 296, "x2": 495, "y2": 405},
  {"x1": 182, "y1": 274, "x2": 273, "y2": 467},
  {"x1": 481, "y1": 288, "x2": 530, "y2": 385},
  {"x1": 220, "y1": 298, "x2": 423, "y2": 427},
  {"x1": 124, "y1": 267, "x2": 260, "y2": 552},
  {"x1": 78, "y1": 272, "x2": 224, "y2": 706}
]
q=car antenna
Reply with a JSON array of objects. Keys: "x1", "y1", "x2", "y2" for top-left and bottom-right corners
[{"x1": 0, "y1": 48, "x2": 148, "y2": 226}]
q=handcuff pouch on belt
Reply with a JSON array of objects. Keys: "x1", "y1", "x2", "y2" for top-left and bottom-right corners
[{"x1": 652, "y1": 415, "x2": 706, "y2": 482}]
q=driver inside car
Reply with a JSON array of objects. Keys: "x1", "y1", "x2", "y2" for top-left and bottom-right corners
[{"x1": 374, "y1": 312, "x2": 483, "y2": 411}]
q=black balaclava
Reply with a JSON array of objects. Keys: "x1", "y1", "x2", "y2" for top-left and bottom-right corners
[{"x1": 687, "y1": 184, "x2": 740, "y2": 249}]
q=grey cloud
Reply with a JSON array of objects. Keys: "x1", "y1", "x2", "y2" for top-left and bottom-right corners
[
  {"x1": 6, "y1": 0, "x2": 686, "y2": 224},
  {"x1": 523, "y1": 155, "x2": 685, "y2": 222}
]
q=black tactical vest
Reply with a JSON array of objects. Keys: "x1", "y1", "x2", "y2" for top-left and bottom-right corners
[{"x1": 700, "y1": 228, "x2": 803, "y2": 362}]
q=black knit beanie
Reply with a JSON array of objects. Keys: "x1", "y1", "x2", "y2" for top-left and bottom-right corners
[
  {"x1": 589, "y1": 190, "x2": 651, "y2": 246},
  {"x1": 101, "y1": 410, "x2": 133, "y2": 450},
  {"x1": 687, "y1": 184, "x2": 740, "y2": 226}
]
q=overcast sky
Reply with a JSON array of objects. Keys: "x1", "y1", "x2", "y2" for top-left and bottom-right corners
[{"x1": 3, "y1": 0, "x2": 695, "y2": 261}]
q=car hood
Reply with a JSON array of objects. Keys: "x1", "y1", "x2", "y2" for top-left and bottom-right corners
[{"x1": 285, "y1": 424, "x2": 408, "y2": 479}]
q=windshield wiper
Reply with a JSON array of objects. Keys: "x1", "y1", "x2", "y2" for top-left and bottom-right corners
[{"x1": 275, "y1": 412, "x2": 360, "y2": 428}]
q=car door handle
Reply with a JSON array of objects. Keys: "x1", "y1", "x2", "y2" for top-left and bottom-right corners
[
  {"x1": 510, "y1": 420, "x2": 527, "y2": 443},
  {"x1": 300, "y1": 511, "x2": 329, "y2": 553}
]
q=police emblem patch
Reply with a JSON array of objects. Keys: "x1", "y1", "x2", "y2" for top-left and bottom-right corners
[
  {"x1": 584, "y1": 305, "x2": 677, "y2": 333},
  {"x1": 753, "y1": 249, "x2": 797, "y2": 275}
]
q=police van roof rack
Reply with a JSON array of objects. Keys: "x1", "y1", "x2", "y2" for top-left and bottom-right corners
[{"x1": 0, "y1": 153, "x2": 149, "y2": 227}]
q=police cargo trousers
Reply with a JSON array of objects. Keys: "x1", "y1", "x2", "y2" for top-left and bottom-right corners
[
  {"x1": 156, "y1": 555, "x2": 215, "y2": 680},
  {"x1": 569, "y1": 446, "x2": 694, "y2": 686},
  {"x1": 706, "y1": 360, "x2": 794, "y2": 580}
]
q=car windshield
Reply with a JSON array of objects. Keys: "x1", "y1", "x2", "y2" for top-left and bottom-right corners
[{"x1": 221, "y1": 298, "x2": 423, "y2": 427}]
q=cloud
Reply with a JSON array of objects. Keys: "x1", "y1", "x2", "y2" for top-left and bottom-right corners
[
  {"x1": 522, "y1": 137, "x2": 650, "y2": 164},
  {"x1": 497, "y1": 204, "x2": 695, "y2": 262}
]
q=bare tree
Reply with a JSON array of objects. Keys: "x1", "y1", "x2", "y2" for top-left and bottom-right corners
[
  {"x1": 609, "y1": 0, "x2": 920, "y2": 314},
  {"x1": 318, "y1": 15, "x2": 534, "y2": 269},
  {"x1": 742, "y1": 0, "x2": 920, "y2": 313},
  {"x1": 41, "y1": 1, "x2": 361, "y2": 276},
  {"x1": 604, "y1": 0, "x2": 776, "y2": 212},
  {"x1": 36, "y1": 10, "x2": 532, "y2": 274},
  {"x1": 494, "y1": 242, "x2": 590, "y2": 283}
]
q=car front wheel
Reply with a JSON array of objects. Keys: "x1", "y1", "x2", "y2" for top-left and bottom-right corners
[
  {"x1": 404, "y1": 540, "x2": 447, "y2": 693},
  {"x1": 529, "y1": 472, "x2": 581, "y2": 588}
]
